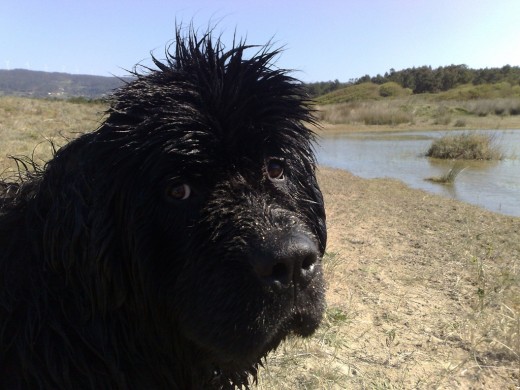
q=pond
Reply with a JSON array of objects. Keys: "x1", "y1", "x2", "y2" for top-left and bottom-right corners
[{"x1": 316, "y1": 129, "x2": 520, "y2": 217}]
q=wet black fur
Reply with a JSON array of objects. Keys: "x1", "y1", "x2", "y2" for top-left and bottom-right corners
[{"x1": 0, "y1": 28, "x2": 326, "y2": 389}]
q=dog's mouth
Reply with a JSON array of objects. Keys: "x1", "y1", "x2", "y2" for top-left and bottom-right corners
[
  {"x1": 174, "y1": 229, "x2": 325, "y2": 382},
  {"x1": 208, "y1": 301, "x2": 323, "y2": 378},
  {"x1": 205, "y1": 266, "x2": 325, "y2": 370}
]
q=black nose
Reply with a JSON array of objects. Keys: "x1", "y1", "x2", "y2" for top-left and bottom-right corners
[{"x1": 252, "y1": 233, "x2": 319, "y2": 289}]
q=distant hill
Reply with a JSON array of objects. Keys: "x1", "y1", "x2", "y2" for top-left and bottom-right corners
[
  {"x1": 305, "y1": 64, "x2": 520, "y2": 99},
  {"x1": 0, "y1": 69, "x2": 131, "y2": 99}
]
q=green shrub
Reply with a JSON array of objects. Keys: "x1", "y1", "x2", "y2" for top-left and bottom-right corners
[
  {"x1": 426, "y1": 132, "x2": 503, "y2": 160},
  {"x1": 379, "y1": 82, "x2": 412, "y2": 98},
  {"x1": 433, "y1": 106, "x2": 451, "y2": 125},
  {"x1": 510, "y1": 106, "x2": 520, "y2": 115},
  {"x1": 454, "y1": 119, "x2": 466, "y2": 127},
  {"x1": 437, "y1": 82, "x2": 520, "y2": 101},
  {"x1": 509, "y1": 100, "x2": 520, "y2": 115},
  {"x1": 65, "y1": 96, "x2": 107, "y2": 105},
  {"x1": 316, "y1": 82, "x2": 381, "y2": 104}
]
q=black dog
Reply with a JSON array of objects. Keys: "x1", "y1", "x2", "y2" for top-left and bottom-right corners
[{"x1": 0, "y1": 28, "x2": 326, "y2": 389}]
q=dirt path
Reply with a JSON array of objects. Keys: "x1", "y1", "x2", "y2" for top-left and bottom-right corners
[{"x1": 259, "y1": 167, "x2": 519, "y2": 389}]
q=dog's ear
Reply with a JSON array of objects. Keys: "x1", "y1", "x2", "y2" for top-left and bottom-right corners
[
  {"x1": 32, "y1": 142, "x2": 130, "y2": 313},
  {"x1": 38, "y1": 171, "x2": 91, "y2": 273}
]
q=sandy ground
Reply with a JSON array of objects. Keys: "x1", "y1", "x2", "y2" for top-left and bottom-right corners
[
  {"x1": 260, "y1": 167, "x2": 519, "y2": 389},
  {"x1": 305, "y1": 168, "x2": 515, "y2": 388}
]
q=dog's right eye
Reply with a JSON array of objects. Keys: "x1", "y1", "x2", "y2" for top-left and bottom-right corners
[
  {"x1": 266, "y1": 160, "x2": 285, "y2": 181},
  {"x1": 166, "y1": 183, "x2": 191, "y2": 200}
]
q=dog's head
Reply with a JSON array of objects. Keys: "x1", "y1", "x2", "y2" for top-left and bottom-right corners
[{"x1": 44, "y1": 29, "x2": 326, "y2": 386}]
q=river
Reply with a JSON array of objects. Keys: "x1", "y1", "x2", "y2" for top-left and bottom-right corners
[{"x1": 316, "y1": 129, "x2": 520, "y2": 217}]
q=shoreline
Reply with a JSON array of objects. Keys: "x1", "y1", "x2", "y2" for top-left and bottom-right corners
[
  {"x1": 319, "y1": 164, "x2": 520, "y2": 218},
  {"x1": 311, "y1": 115, "x2": 520, "y2": 134},
  {"x1": 312, "y1": 124, "x2": 520, "y2": 218}
]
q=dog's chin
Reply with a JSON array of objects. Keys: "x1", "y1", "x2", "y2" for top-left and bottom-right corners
[
  {"x1": 208, "y1": 311, "x2": 323, "y2": 376},
  {"x1": 176, "y1": 260, "x2": 326, "y2": 376},
  {"x1": 205, "y1": 294, "x2": 325, "y2": 374},
  {"x1": 288, "y1": 309, "x2": 324, "y2": 338}
]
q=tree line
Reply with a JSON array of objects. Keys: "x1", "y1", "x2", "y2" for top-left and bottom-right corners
[{"x1": 305, "y1": 64, "x2": 520, "y2": 97}]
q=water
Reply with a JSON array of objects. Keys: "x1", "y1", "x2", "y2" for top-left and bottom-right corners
[{"x1": 316, "y1": 129, "x2": 520, "y2": 217}]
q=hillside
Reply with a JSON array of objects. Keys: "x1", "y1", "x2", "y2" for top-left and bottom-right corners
[
  {"x1": 2, "y1": 67, "x2": 520, "y2": 132},
  {"x1": 316, "y1": 81, "x2": 520, "y2": 105},
  {"x1": 313, "y1": 82, "x2": 520, "y2": 131},
  {"x1": 0, "y1": 69, "x2": 129, "y2": 98},
  {"x1": 306, "y1": 64, "x2": 520, "y2": 98}
]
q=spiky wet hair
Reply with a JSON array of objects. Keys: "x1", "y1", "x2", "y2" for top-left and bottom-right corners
[{"x1": 105, "y1": 27, "x2": 319, "y2": 173}]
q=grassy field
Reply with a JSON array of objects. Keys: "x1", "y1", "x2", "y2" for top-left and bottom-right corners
[
  {"x1": 0, "y1": 96, "x2": 106, "y2": 175},
  {"x1": 315, "y1": 82, "x2": 520, "y2": 133},
  {"x1": 316, "y1": 98, "x2": 520, "y2": 134},
  {"x1": 1, "y1": 97, "x2": 519, "y2": 388}
]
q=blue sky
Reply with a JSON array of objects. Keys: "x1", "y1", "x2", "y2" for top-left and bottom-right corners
[{"x1": 1, "y1": 0, "x2": 520, "y2": 82}]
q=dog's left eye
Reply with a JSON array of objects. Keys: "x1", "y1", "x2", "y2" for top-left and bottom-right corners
[
  {"x1": 266, "y1": 159, "x2": 285, "y2": 181},
  {"x1": 167, "y1": 183, "x2": 191, "y2": 200}
]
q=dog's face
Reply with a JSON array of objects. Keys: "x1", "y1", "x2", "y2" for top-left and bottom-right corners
[
  {"x1": 152, "y1": 128, "x2": 326, "y2": 371},
  {"x1": 71, "y1": 35, "x2": 326, "y2": 382}
]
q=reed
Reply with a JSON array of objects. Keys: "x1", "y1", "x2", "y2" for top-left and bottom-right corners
[
  {"x1": 426, "y1": 131, "x2": 503, "y2": 160},
  {"x1": 317, "y1": 101, "x2": 412, "y2": 126},
  {"x1": 426, "y1": 162, "x2": 466, "y2": 184}
]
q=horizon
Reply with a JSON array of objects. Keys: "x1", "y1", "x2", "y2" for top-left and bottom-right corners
[
  {"x1": 1, "y1": 0, "x2": 520, "y2": 83},
  {"x1": 2, "y1": 63, "x2": 518, "y2": 86}
]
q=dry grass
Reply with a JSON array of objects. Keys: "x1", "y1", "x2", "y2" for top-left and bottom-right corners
[
  {"x1": 0, "y1": 96, "x2": 106, "y2": 175},
  {"x1": 307, "y1": 169, "x2": 520, "y2": 389},
  {"x1": 464, "y1": 98, "x2": 520, "y2": 117},
  {"x1": 2, "y1": 97, "x2": 519, "y2": 388},
  {"x1": 317, "y1": 101, "x2": 413, "y2": 126},
  {"x1": 426, "y1": 132, "x2": 504, "y2": 160},
  {"x1": 257, "y1": 168, "x2": 520, "y2": 389},
  {"x1": 316, "y1": 95, "x2": 520, "y2": 132},
  {"x1": 463, "y1": 244, "x2": 520, "y2": 365}
]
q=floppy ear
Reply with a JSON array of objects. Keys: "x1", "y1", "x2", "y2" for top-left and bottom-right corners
[
  {"x1": 32, "y1": 141, "x2": 130, "y2": 315},
  {"x1": 38, "y1": 170, "x2": 92, "y2": 275}
]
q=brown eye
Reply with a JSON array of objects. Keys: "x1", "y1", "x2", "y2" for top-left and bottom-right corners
[
  {"x1": 266, "y1": 159, "x2": 285, "y2": 181},
  {"x1": 167, "y1": 183, "x2": 191, "y2": 200}
]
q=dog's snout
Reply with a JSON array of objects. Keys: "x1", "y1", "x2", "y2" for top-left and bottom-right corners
[{"x1": 252, "y1": 233, "x2": 319, "y2": 289}]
